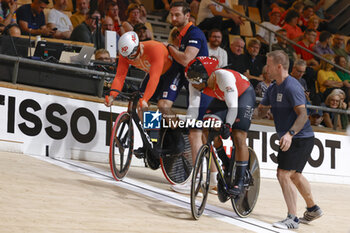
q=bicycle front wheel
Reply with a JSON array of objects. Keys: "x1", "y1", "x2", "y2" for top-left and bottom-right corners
[
  {"x1": 160, "y1": 129, "x2": 192, "y2": 185},
  {"x1": 109, "y1": 112, "x2": 134, "y2": 181},
  {"x1": 231, "y1": 147, "x2": 260, "y2": 217},
  {"x1": 190, "y1": 144, "x2": 211, "y2": 220}
]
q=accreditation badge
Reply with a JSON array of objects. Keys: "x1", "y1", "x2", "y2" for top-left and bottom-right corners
[{"x1": 277, "y1": 93, "x2": 283, "y2": 102}]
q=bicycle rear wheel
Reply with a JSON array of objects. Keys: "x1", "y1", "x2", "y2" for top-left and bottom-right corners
[
  {"x1": 190, "y1": 144, "x2": 211, "y2": 220},
  {"x1": 160, "y1": 129, "x2": 192, "y2": 185},
  {"x1": 109, "y1": 112, "x2": 134, "y2": 181},
  {"x1": 231, "y1": 147, "x2": 260, "y2": 218}
]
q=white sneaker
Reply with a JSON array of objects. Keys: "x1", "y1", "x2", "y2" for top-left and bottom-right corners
[
  {"x1": 273, "y1": 214, "x2": 299, "y2": 229},
  {"x1": 171, "y1": 181, "x2": 191, "y2": 194}
]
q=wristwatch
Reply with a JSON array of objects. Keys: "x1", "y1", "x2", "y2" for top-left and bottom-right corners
[{"x1": 288, "y1": 129, "x2": 295, "y2": 136}]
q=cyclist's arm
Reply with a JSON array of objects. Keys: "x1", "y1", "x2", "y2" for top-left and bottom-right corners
[
  {"x1": 142, "y1": 55, "x2": 164, "y2": 103},
  {"x1": 168, "y1": 45, "x2": 199, "y2": 67},
  {"x1": 187, "y1": 83, "x2": 201, "y2": 120},
  {"x1": 110, "y1": 57, "x2": 130, "y2": 99},
  {"x1": 216, "y1": 71, "x2": 238, "y2": 126}
]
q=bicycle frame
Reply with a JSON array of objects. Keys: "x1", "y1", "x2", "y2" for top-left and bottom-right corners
[
  {"x1": 206, "y1": 129, "x2": 233, "y2": 194},
  {"x1": 121, "y1": 91, "x2": 160, "y2": 160}
]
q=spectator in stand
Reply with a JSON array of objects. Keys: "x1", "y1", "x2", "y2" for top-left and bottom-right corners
[
  {"x1": 207, "y1": 28, "x2": 227, "y2": 68},
  {"x1": 346, "y1": 39, "x2": 350, "y2": 62},
  {"x1": 331, "y1": 89, "x2": 349, "y2": 129},
  {"x1": 279, "y1": 1, "x2": 304, "y2": 26},
  {"x1": 0, "y1": 0, "x2": 17, "y2": 32},
  {"x1": 316, "y1": 54, "x2": 343, "y2": 101},
  {"x1": 231, "y1": 38, "x2": 266, "y2": 88},
  {"x1": 294, "y1": 28, "x2": 319, "y2": 69},
  {"x1": 256, "y1": 7, "x2": 282, "y2": 54},
  {"x1": 106, "y1": 2, "x2": 125, "y2": 36},
  {"x1": 122, "y1": 3, "x2": 152, "y2": 39},
  {"x1": 134, "y1": 23, "x2": 151, "y2": 41},
  {"x1": 95, "y1": 48, "x2": 112, "y2": 62},
  {"x1": 272, "y1": 28, "x2": 298, "y2": 62},
  {"x1": 321, "y1": 91, "x2": 343, "y2": 130},
  {"x1": 334, "y1": 55, "x2": 350, "y2": 102},
  {"x1": 16, "y1": 0, "x2": 55, "y2": 36},
  {"x1": 47, "y1": 0, "x2": 73, "y2": 39},
  {"x1": 332, "y1": 34, "x2": 348, "y2": 58},
  {"x1": 312, "y1": 31, "x2": 334, "y2": 57},
  {"x1": 227, "y1": 37, "x2": 245, "y2": 66},
  {"x1": 70, "y1": 10, "x2": 101, "y2": 47},
  {"x1": 70, "y1": 0, "x2": 89, "y2": 28},
  {"x1": 255, "y1": 65, "x2": 272, "y2": 98},
  {"x1": 299, "y1": 5, "x2": 314, "y2": 31},
  {"x1": 309, "y1": 109, "x2": 323, "y2": 127},
  {"x1": 290, "y1": 59, "x2": 310, "y2": 101},
  {"x1": 306, "y1": 15, "x2": 320, "y2": 42},
  {"x1": 2, "y1": 23, "x2": 21, "y2": 36},
  {"x1": 100, "y1": 15, "x2": 115, "y2": 48},
  {"x1": 282, "y1": 9, "x2": 303, "y2": 42},
  {"x1": 196, "y1": 0, "x2": 243, "y2": 35}
]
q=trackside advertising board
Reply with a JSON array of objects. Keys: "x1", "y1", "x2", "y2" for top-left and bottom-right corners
[{"x1": 1, "y1": 87, "x2": 350, "y2": 184}]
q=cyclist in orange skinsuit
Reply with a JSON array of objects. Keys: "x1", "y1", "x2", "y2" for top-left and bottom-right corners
[{"x1": 105, "y1": 31, "x2": 174, "y2": 111}]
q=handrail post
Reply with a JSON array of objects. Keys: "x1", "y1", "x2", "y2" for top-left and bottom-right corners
[{"x1": 12, "y1": 60, "x2": 19, "y2": 84}]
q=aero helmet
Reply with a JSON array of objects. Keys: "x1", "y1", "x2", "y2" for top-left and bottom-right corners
[
  {"x1": 185, "y1": 56, "x2": 219, "y2": 84},
  {"x1": 118, "y1": 31, "x2": 140, "y2": 59}
]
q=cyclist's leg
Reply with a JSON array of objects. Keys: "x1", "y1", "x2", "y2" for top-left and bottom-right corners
[
  {"x1": 203, "y1": 99, "x2": 230, "y2": 170},
  {"x1": 231, "y1": 85, "x2": 256, "y2": 195}
]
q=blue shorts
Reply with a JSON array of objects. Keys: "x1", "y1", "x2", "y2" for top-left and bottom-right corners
[
  {"x1": 203, "y1": 85, "x2": 256, "y2": 132},
  {"x1": 140, "y1": 62, "x2": 183, "y2": 103}
]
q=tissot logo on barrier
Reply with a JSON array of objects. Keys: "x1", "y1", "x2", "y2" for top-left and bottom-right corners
[{"x1": 143, "y1": 110, "x2": 161, "y2": 129}]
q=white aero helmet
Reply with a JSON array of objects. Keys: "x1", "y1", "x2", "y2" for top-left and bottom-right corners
[{"x1": 118, "y1": 31, "x2": 140, "y2": 59}]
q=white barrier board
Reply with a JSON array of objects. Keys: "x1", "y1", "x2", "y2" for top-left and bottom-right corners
[{"x1": 1, "y1": 87, "x2": 349, "y2": 184}]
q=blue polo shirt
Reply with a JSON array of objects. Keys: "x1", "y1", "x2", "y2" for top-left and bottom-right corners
[
  {"x1": 16, "y1": 4, "x2": 46, "y2": 30},
  {"x1": 261, "y1": 75, "x2": 314, "y2": 138},
  {"x1": 179, "y1": 23, "x2": 208, "y2": 57}
]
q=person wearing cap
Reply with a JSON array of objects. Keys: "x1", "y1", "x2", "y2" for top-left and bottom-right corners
[
  {"x1": 134, "y1": 23, "x2": 151, "y2": 41},
  {"x1": 185, "y1": 56, "x2": 256, "y2": 197},
  {"x1": 16, "y1": 0, "x2": 55, "y2": 36},
  {"x1": 309, "y1": 109, "x2": 323, "y2": 127},
  {"x1": 256, "y1": 7, "x2": 282, "y2": 50}
]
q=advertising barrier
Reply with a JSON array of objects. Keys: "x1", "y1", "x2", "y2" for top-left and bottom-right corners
[{"x1": 1, "y1": 87, "x2": 349, "y2": 184}]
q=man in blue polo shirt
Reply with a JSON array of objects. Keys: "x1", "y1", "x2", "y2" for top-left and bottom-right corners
[
  {"x1": 16, "y1": 0, "x2": 54, "y2": 36},
  {"x1": 160, "y1": 1, "x2": 213, "y2": 194},
  {"x1": 258, "y1": 50, "x2": 323, "y2": 230}
]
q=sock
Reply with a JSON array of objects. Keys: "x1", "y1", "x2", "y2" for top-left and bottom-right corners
[
  {"x1": 307, "y1": 205, "x2": 318, "y2": 212},
  {"x1": 216, "y1": 146, "x2": 229, "y2": 168},
  {"x1": 210, "y1": 172, "x2": 218, "y2": 185},
  {"x1": 288, "y1": 213, "x2": 299, "y2": 222},
  {"x1": 234, "y1": 161, "x2": 248, "y2": 186}
]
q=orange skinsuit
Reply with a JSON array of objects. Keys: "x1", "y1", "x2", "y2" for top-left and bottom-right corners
[{"x1": 110, "y1": 40, "x2": 172, "y2": 103}]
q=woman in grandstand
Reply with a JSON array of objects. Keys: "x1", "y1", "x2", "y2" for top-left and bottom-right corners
[
  {"x1": 121, "y1": 3, "x2": 152, "y2": 39},
  {"x1": 321, "y1": 91, "x2": 343, "y2": 130}
]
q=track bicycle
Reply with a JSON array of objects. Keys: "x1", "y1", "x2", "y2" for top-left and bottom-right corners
[
  {"x1": 106, "y1": 89, "x2": 193, "y2": 185},
  {"x1": 190, "y1": 127, "x2": 260, "y2": 219}
]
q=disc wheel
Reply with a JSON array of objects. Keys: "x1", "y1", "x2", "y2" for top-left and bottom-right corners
[
  {"x1": 190, "y1": 144, "x2": 211, "y2": 220},
  {"x1": 159, "y1": 128, "x2": 192, "y2": 185},
  {"x1": 109, "y1": 112, "x2": 134, "y2": 181},
  {"x1": 231, "y1": 147, "x2": 260, "y2": 217}
]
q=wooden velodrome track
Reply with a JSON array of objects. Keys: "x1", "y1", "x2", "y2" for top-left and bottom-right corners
[{"x1": 1, "y1": 150, "x2": 350, "y2": 233}]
